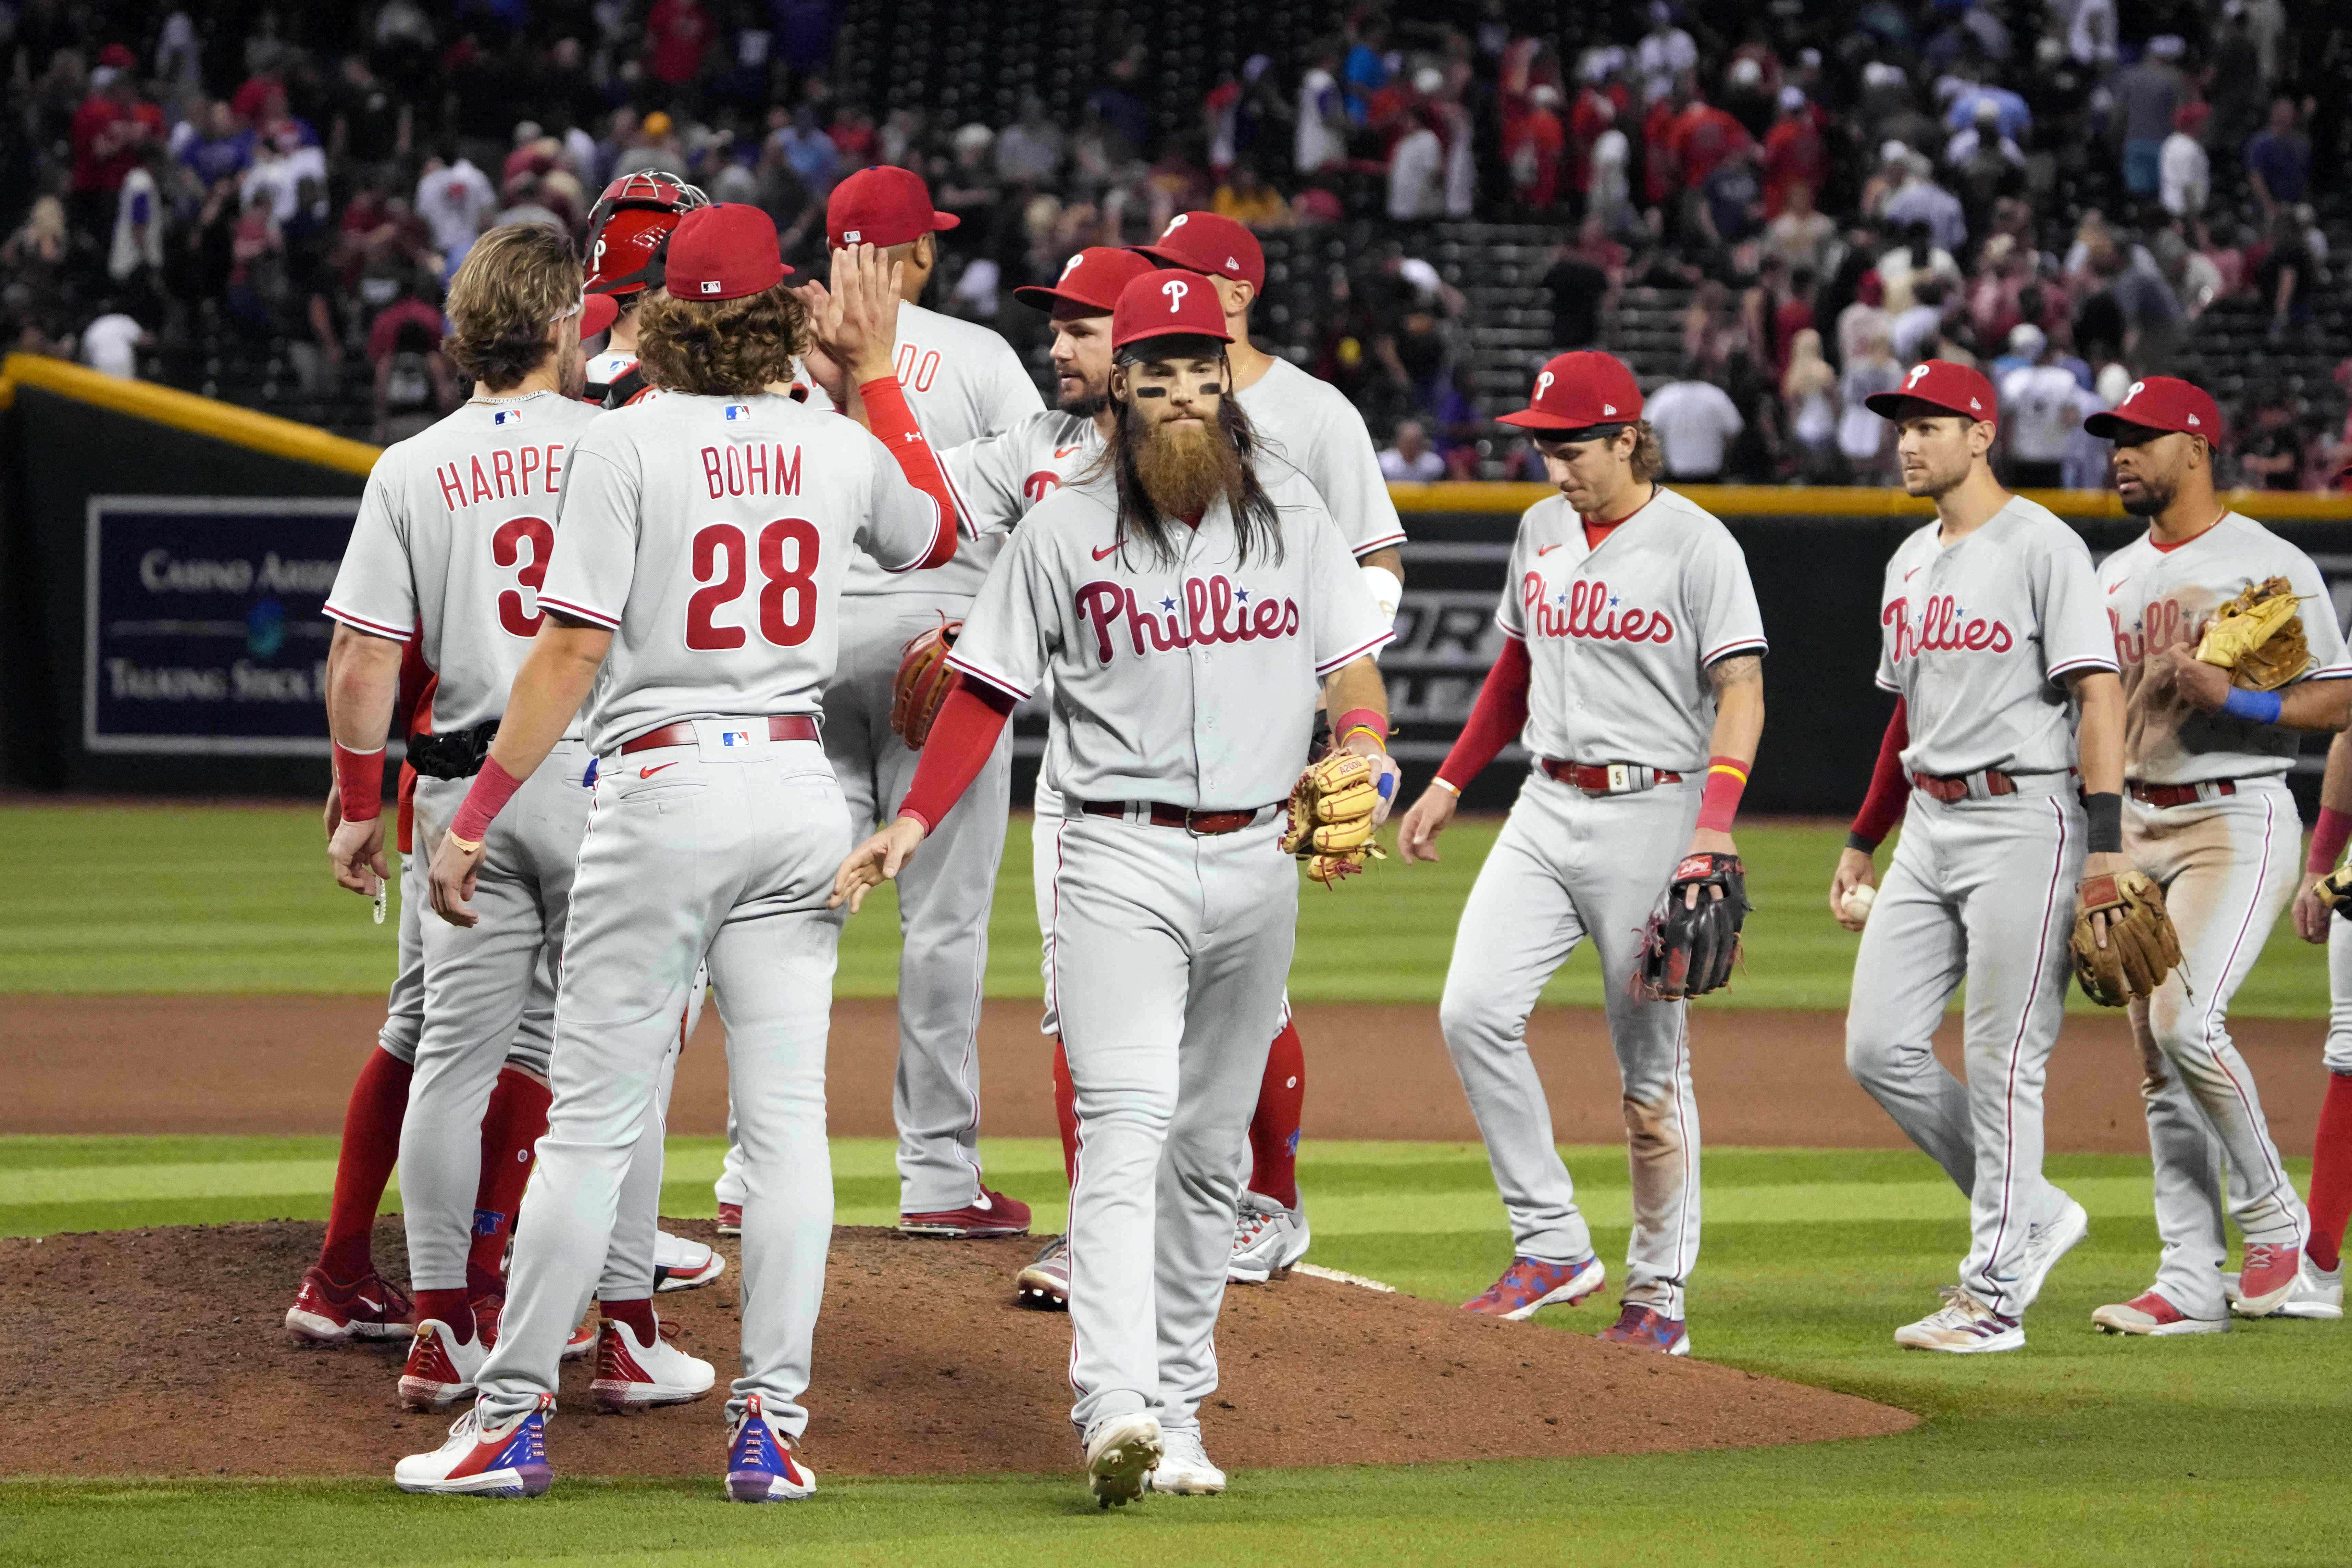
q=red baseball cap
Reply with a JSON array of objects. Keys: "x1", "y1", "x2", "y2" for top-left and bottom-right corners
[
  {"x1": 826, "y1": 165, "x2": 959, "y2": 250},
  {"x1": 1865, "y1": 359, "x2": 1999, "y2": 422},
  {"x1": 663, "y1": 204, "x2": 791, "y2": 302},
  {"x1": 1496, "y1": 351, "x2": 1644, "y2": 433},
  {"x1": 1111, "y1": 269, "x2": 1233, "y2": 351},
  {"x1": 1132, "y1": 211, "x2": 1267, "y2": 292},
  {"x1": 2084, "y1": 374, "x2": 2225, "y2": 444},
  {"x1": 1014, "y1": 247, "x2": 1158, "y2": 314},
  {"x1": 580, "y1": 290, "x2": 621, "y2": 341},
  {"x1": 98, "y1": 43, "x2": 137, "y2": 70}
]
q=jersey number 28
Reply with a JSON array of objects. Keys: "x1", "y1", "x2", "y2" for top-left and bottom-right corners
[{"x1": 687, "y1": 519, "x2": 821, "y2": 650}]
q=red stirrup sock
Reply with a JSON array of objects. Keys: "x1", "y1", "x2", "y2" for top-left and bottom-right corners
[
  {"x1": 466, "y1": 1067, "x2": 552, "y2": 1293},
  {"x1": 601, "y1": 1295, "x2": 657, "y2": 1340},
  {"x1": 1052, "y1": 1036, "x2": 1079, "y2": 1191},
  {"x1": 414, "y1": 1288, "x2": 475, "y2": 1342},
  {"x1": 2309, "y1": 1072, "x2": 2352, "y2": 1273},
  {"x1": 1247, "y1": 1018, "x2": 1307, "y2": 1210},
  {"x1": 318, "y1": 1048, "x2": 413, "y2": 1281}
]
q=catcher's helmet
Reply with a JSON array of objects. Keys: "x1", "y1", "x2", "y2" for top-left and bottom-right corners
[{"x1": 584, "y1": 170, "x2": 710, "y2": 300}]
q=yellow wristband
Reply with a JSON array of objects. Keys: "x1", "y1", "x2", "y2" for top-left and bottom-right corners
[
  {"x1": 447, "y1": 832, "x2": 484, "y2": 854},
  {"x1": 1340, "y1": 723, "x2": 1387, "y2": 750}
]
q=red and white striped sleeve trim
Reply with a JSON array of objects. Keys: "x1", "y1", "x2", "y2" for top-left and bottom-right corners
[
  {"x1": 2305, "y1": 663, "x2": 2352, "y2": 682},
  {"x1": 1315, "y1": 629, "x2": 1395, "y2": 676},
  {"x1": 322, "y1": 602, "x2": 414, "y2": 641},
  {"x1": 533, "y1": 593, "x2": 621, "y2": 630},
  {"x1": 1491, "y1": 613, "x2": 1527, "y2": 643},
  {"x1": 880, "y1": 502, "x2": 955, "y2": 574},
  {"x1": 942, "y1": 651, "x2": 1033, "y2": 702},
  {"x1": 1702, "y1": 635, "x2": 1769, "y2": 665},
  {"x1": 1874, "y1": 674, "x2": 1902, "y2": 694},
  {"x1": 2046, "y1": 654, "x2": 2120, "y2": 680},
  {"x1": 1349, "y1": 527, "x2": 1408, "y2": 558}
]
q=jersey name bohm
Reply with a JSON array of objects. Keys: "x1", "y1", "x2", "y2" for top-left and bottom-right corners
[
  {"x1": 1883, "y1": 592, "x2": 2015, "y2": 662},
  {"x1": 1074, "y1": 572, "x2": 1302, "y2": 662},
  {"x1": 1519, "y1": 574, "x2": 1676, "y2": 644},
  {"x1": 697, "y1": 442, "x2": 804, "y2": 499},
  {"x1": 433, "y1": 445, "x2": 568, "y2": 512},
  {"x1": 2106, "y1": 596, "x2": 2196, "y2": 668}
]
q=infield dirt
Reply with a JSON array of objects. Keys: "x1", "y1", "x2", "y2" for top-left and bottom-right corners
[{"x1": 0, "y1": 1218, "x2": 1914, "y2": 1478}]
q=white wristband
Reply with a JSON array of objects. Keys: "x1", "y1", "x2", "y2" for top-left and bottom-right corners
[
  {"x1": 1358, "y1": 563, "x2": 1403, "y2": 630},
  {"x1": 1432, "y1": 777, "x2": 1460, "y2": 796}
]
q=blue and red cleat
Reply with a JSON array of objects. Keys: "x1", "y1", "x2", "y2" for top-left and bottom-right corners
[
  {"x1": 394, "y1": 1393, "x2": 554, "y2": 1496},
  {"x1": 1598, "y1": 1302, "x2": 1692, "y2": 1356},
  {"x1": 1462, "y1": 1255, "x2": 1607, "y2": 1321},
  {"x1": 726, "y1": 1392, "x2": 818, "y2": 1502}
]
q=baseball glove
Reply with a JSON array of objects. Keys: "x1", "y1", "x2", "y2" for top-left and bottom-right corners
[
  {"x1": 2312, "y1": 864, "x2": 2352, "y2": 921},
  {"x1": 1280, "y1": 751, "x2": 1386, "y2": 885},
  {"x1": 2068, "y1": 870, "x2": 2185, "y2": 1007},
  {"x1": 2193, "y1": 575, "x2": 2310, "y2": 692},
  {"x1": 1635, "y1": 853, "x2": 1750, "y2": 1000},
  {"x1": 889, "y1": 615, "x2": 963, "y2": 748}
]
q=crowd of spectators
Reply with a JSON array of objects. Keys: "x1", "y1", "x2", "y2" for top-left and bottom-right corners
[{"x1": 3, "y1": 0, "x2": 2345, "y2": 487}]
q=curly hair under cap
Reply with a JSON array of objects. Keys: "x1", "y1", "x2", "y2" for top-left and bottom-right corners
[
  {"x1": 444, "y1": 224, "x2": 583, "y2": 390},
  {"x1": 633, "y1": 282, "x2": 807, "y2": 398}
]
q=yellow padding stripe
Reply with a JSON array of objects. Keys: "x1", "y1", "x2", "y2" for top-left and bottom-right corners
[
  {"x1": 0, "y1": 352, "x2": 381, "y2": 477},
  {"x1": 1708, "y1": 762, "x2": 1749, "y2": 781}
]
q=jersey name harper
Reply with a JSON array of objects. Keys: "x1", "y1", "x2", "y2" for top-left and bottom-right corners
[{"x1": 430, "y1": 444, "x2": 569, "y2": 510}]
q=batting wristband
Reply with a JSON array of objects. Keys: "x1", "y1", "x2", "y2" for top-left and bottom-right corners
[
  {"x1": 2311, "y1": 806, "x2": 2352, "y2": 875},
  {"x1": 1693, "y1": 755, "x2": 1749, "y2": 834},
  {"x1": 2086, "y1": 791, "x2": 2124, "y2": 855},
  {"x1": 2222, "y1": 686, "x2": 2285, "y2": 726},
  {"x1": 449, "y1": 756, "x2": 525, "y2": 847},
  {"x1": 1333, "y1": 708, "x2": 1387, "y2": 750},
  {"x1": 333, "y1": 742, "x2": 386, "y2": 823},
  {"x1": 857, "y1": 374, "x2": 958, "y2": 565}
]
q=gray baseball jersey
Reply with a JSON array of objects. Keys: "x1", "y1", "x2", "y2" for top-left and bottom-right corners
[
  {"x1": 1495, "y1": 486, "x2": 1768, "y2": 771},
  {"x1": 829, "y1": 300, "x2": 1045, "y2": 601},
  {"x1": 2098, "y1": 511, "x2": 2352, "y2": 784},
  {"x1": 1874, "y1": 496, "x2": 2117, "y2": 776},
  {"x1": 537, "y1": 389, "x2": 949, "y2": 752},
  {"x1": 942, "y1": 409, "x2": 1098, "y2": 536},
  {"x1": 1234, "y1": 357, "x2": 1406, "y2": 557},
  {"x1": 326, "y1": 391, "x2": 601, "y2": 734},
  {"x1": 946, "y1": 471, "x2": 1393, "y2": 808}
]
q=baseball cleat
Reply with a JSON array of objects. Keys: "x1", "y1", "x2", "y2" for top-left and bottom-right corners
[
  {"x1": 1598, "y1": 1302, "x2": 1691, "y2": 1356},
  {"x1": 285, "y1": 1266, "x2": 413, "y2": 1344},
  {"x1": 1894, "y1": 1286, "x2": 2024, "y2": 1353},
  {"x1": 653, "y1": 1231, "x2": 726, "y2": 1292},
  {"x1": 395, "y1": 1394, "x2": 553, "y2": 1497},
  {"x1": 562, "y1": 1319, "x2": 597, "y2": 1361},
  {"x1": 726, "y1": 1393, "x2": 817, "y2": 1502},
  {"x1": 2016, "y1": 1194, "x2": 2089, "y2": 1308},
  {"x1": 400, "y1": 1319, "x2": 491, "y2": 1411},
  {"x1": 1084, "y1": 1413, "x2": 1163, "y2": 1508},
  {"x1": 900, "y1": 1186, "x2": 1032, "y2": 1238},
  {"x1": 589, "y1": 1312, "x2": 716, "y2": 1410},
  {"x1": 1016, "y1": 1233, "x2": 1071, "y2": 1309},
  {"x1": 2230, "y1": 1243, "x2": 2307, "y2": 1318},
  {"x1": 716, "y1": 1203, "x2": 743, "y2": 1237},
  {"x1": 1462, "y1": 1255, "x2": 1607, "y2": 1320},
  {"x1": 1148, "y1": 1428, "x2": 1227, "y2": 1495},
  {"x1": 1228, "y1": 1191, "x2": 1311, "y2": 1283},
  {"x1": 2092, "y1": 1289, "x2": 2229, "y2": 1335},
  {"x1": 2226, "y1": 1255, "x2": 2344, "y2": 1319}
]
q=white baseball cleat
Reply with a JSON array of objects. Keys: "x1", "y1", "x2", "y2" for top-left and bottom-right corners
[
  {"x1": 2016, "y1": 1194, "x2": 2089, "y2": 1307},
  {"x1": 1228, "y1": 1191, "x2": 1311, "y2": 1283},
  {"x1": 400, "y1": 1318, "x2": 491, "y2": 1410},
  {"x1": 1148, "y1": 1428, "x2": 1228, "y2": 1495},
  {"x1": 394, "y1": 1394, "x2": 553, "y2": 1497},
  {"x1": 1083, "y1": 1413, "x2": 1163, "y2": 1508},
  {"x1": 2092, "y1": 1288, "x2": 2229, "y2": 1335},
  {"x1": 589, "y1": 1312, "x2": 717, "y2": 1410},
  {"x1": 653, "y1": 1231, "x2": 726, "y2": 1292},
  {"x1": 726, "y1": 1393, "x2": 817, "y2": 1503},
  {"x1": 2224, "y1": 1256, "x2": 2344, "y2": 1320},
  {"x1": 1016, "y1": 1233, "x2": 1071, "y2": 1310},
  {"x1": 1894, "y1": 1286, "x2": 2024, "y2": 1353}
]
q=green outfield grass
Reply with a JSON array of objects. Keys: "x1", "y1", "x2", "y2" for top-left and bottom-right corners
[
  {"x1": 4, "y1": 1134, "x2": 2350, "y2": 1565},
  {"x1": 0, "y1": 803, "x2": 2335, "y2": 1013}
]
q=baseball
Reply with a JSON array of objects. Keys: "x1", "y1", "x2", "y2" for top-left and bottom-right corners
[{"x1": 1841, "y1": 884, "x2": 1877, "y2": 925}]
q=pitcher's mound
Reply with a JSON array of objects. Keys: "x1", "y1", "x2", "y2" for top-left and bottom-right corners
[{"x1": 0, "y1": 1220, "x2": 1913, "y2": 1478}]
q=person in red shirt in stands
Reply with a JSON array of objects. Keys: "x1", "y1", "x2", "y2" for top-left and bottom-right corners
[
  {"x1": 1507, "y1": 84, "x2": 1568, "y2": 212},
  {"x1": 645, "y1": 0, "x2": 713, "y2": 93},
  {"x1": 1670, "y1": 88, "x2": 1751, "y2": 193},
  {"x1": 1762, "y1": 86, "x2": 1826, "y2": 218},
  {"x1": 1642, "y1": 80, "x2": 1685, "y2": 209},
  {"x1": 71, "y1": 45, "x2": 165, "y2": 239}
]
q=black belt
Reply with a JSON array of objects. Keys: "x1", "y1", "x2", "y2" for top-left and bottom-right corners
[{"x1": 406, "y1": 720, "x2": 499, "y2": 780}]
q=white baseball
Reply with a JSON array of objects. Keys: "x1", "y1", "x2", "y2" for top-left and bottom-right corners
[{"x1": 1841, "y1": 884, "x2": 1877, "y2": 925}]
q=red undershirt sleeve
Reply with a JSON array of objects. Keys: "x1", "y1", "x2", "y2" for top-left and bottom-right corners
[
  {"x1": 898, "y1": 681, "x2": 1017, "y2": 832},
  {"x1": 858, "y1": 374, "x2": 958, "y2": 568},
  {"x1": 1849, "y1": 697, "x2": 1911, "y2": 849},
  {"x1": 1434, "y1": 636, "x2": 1533, "y2": 791}
]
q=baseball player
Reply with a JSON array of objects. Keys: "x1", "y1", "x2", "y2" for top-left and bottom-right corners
[
  {"x1": 2290, "y1": 729, "x2": 2352, "y2": 1320},
  {"x1": 2084, "y1": 376, "x2": 2350, "y2": 1334},
  {"x1": 323, "y1": 224, "x2": 719, "y2": 1415},
  {"x1": 395, "y1": 214, "x2": 958, "y2": 1499},
  {"x1": 710, "y1": 164, "x2": 1045, "y2": 1239},
  {"x1": 1393, "y1": 351, "x2": 1766, "y2": 1358},
  {"x1": 1830, "y1": 360, "x2": 2125, "y2": 1353},
  {"x1": 578, "y1": 171, "x2": 709, "y2": 408},
  {"x1": 832, "y1": 270, "x2": 1395, "y2": 1504}
]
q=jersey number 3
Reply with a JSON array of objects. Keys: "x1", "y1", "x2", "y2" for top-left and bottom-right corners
[
  {"x1": 687, "y1": 519, "x2": 821, "y2": 650},
  {"x1": 493, "y1": 516, "x2": 554, "y2": 638}
]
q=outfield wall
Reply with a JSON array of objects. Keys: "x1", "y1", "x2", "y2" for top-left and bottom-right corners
[{"x1": 4, "y1": 355, "x2": 2349, "y2": 808}]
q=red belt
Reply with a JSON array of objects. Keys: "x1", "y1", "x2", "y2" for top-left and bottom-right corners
[
  {"x1": 1913, "y1": 769, "x2": 2016, "y2": 802},
  {"x1": 619, "y1": 714, "x2": 820, "y2": 755},
  {"x1": 1541, "y1": 759, "x2": 1682, "y2": 792},
  {"x1": 1079, "y1": 800, "x2": 1274, "y2": 835},
  {"x1": 2130, "y1": 780, "x2": 2237, "y2": 807}
]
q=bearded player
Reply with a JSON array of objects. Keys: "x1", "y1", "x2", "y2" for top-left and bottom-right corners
[{"x1": 834, "y1": 269, "x2": 1394, "y2": 1504}]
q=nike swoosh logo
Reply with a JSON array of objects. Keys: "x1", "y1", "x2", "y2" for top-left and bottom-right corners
[
  {"x1": 1904, "y1": 567, "x2": 1921, "y2": 581},
  {"x1": 2107, "y1": 581, "x2": 2127, "y2": 594},
  {"x1": 1054, "y1": 445, "x2": 1083, "y2": 458},
  {"x1": 639, "y1": 761, "x2": 680, "y2": 778},
  {"x1": 1092, "y1": 543, "x2": 1121, "y2": 561},
  {"x1": 357, "y1": 1296, "x2": 382, "y2": 1312},
  {"x1": 972, "y1": 1193, "x2": 993, "y2": 1210},
  {"x1": 1537, "y1": 543, "x2": 1563, "y2": 556}
]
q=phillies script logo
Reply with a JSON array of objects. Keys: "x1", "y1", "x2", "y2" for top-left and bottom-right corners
[
  {"x1": 1023, "y1": 470, "x2": 1062, "y2": 502},
  {"x1": 2108, "y1": 597, "x2": 2191, "y2": 667},
  {"x1": 1521, "y1": 575, "x2": 1675, "y2": 644},
  {"x1": 1074, "y1": 574, "x2": 1300, "y2": 661},
  {"x1": 1884, "y1": 594, "x2": 2014, "y2": 661}
]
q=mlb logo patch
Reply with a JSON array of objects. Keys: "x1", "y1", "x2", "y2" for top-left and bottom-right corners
[
  {"x1": 493, "y1": 409, "x2": 521, "y2": 425},
  {"x1": 699, "y1": 280, "x2": 722, "y2": 295},
  {"x1": 725, "y1": 405, "x2": 752, "y2": 421},
  {"x1": 721, "y1": 728, "x2": 753, "y2": 748}
]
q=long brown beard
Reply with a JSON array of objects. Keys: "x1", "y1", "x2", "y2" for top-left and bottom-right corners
[{"x1": 1132, "y1": 414, "x2": 1244, "y2": 521}]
